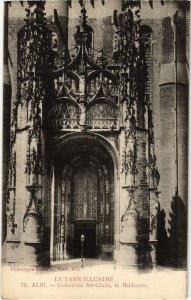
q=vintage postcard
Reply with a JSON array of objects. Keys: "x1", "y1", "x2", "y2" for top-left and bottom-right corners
[{"x1": 1, "y1": 0, "x2": 189, "y2": 299}]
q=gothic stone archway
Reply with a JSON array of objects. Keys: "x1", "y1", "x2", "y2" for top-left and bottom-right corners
[{"x1": 50, "y1": 133, "x2": 118, "y2": 262}]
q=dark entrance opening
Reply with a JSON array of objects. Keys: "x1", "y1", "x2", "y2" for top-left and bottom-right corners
[
  {"x1": 74, "y1": 222, "x2": 96, "y2": 258},
  {"x1": 52, "y1": 135, "x2": 115, "y2": 261}
]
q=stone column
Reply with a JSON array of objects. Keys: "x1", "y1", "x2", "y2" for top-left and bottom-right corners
[
  {"x1": 3, "y1": 2, "x2": 12, "y2": 246},
  {"x1": 5, "y1": 2, "x2": 53, "y2": 265},
  {"x1": 2, "y1": 3, "x2": 12, "y2": 260},
  {"x1": 112, "y1": 0, "x2": 141, "y2": 267},
  {"x1": 147, "y1": 102, "x2": 160, "y2": 267},
  {"x1": 50, "y1": 165, "x2": 55, "y2": 263},
  {"x1": 149, "y1": 190, "x2": 159, "y2": 267},
  {"x1": 159, "y1": 3, "x2": 188, "y2": 197},
  {"x1": 158, "y1": 2, "x2": 188, "y2": 267},
  {"x1": 118, "y1": 122, "x2": 139, "y2": 267},
  {"x1": 113, "y1": 0, "x2": 159, "y2": 268}
]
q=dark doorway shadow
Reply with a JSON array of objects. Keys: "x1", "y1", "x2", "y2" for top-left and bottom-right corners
[{"x1": 74, "y1": 223, "x2": 96, "y2": 258}]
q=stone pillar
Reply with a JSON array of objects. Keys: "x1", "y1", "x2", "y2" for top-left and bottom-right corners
[
  {"x1": 159, "y1": 3, "x2": 188, "y2": 200},
  {"x1": 118, "y1": 124, "x2": 139, "y2": 267},
  {"x1": 3, "y1": 2, "x2": 12, "y2": 245},
  {"x1": 50, "y1": 165, "x2": 55, "y2": 263},
  {"x1": 5, "y1": 2, "x2": 53, "y2": 265},
  {"x1": 149, "y1": 190, "x2": 159, "y2": 267},
  {"x1": 112, "y1": 1, "x2": 141, "y2": 267},
  {"x1": 42, "y1": 0, "x2": 69, "y2": 255},
  {"x1": 119, "y1": 185, "x2": 139, "y2": 267},
  {"x1": 114, "y1": 165, "x2": 120, "y2": 264},
  {"x1": 158, "y1": 2, "x2": 188, "y2": 267},
  {"x1": 113, "y1": 0, "x2": 159, "y2": 268},
  {"x1": 147, "y1": 102, "x2": 160, "y2": 267}
]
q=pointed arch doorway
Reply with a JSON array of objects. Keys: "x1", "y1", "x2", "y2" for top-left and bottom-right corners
[{"x1": 50, "y1": 133, "x2": 118, "y2": 262}]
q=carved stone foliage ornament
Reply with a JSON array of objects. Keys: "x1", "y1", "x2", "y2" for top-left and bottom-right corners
[
  {"x1": 113, "y1": 5, "x2": 141, "y2": 109},
  {"x1": 6, "y1": 189, "x2": 17, "y2": 235},
  {"x1": 25, "y1": 146, "x2": 42, "y2": 176},
  {"x1": 9, "y1": 151, "x2": 16, "y2": 188},
  {"x1": 10, "y1": 106, "x2": 17, "y2": 146},
  {"x1": 6, "y1": 150, "x2": 17, "y2": 235},
  {"x1": 148, "y1": 107, "x2": 160, "y2": 188}
]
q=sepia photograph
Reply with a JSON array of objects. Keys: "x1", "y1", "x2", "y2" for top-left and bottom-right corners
[{"x1": 1, "y1": 0, "x2": 189, "y2": 299}]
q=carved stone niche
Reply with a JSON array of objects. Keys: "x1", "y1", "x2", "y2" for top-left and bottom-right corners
[
  {"x1": 120, "y1": 186, "x2": 138, "y2": 244},
  {"x1": 23, "y1": 187, "x2": 42, "y2": 244},
  {"x1": 149, "y1": 190, "x2": 160, "y2": 241},
  {"x1": 23, "y1": 212, "x2": 42, "y2": 244}
]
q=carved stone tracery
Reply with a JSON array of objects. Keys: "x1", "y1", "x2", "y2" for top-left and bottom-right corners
[
  {"x1": 7, "y1": 145, "x2": 17, "y2": 236},
  {"x1": 112, "y1": 3, "x2": 160, "y2": 250},
  {"x1": 73, "y1": 168, "x2": 98, "y2": 221},
  {"x1": 15, "y1": 2, "x2": 53, "y2": 241},
  {"x1": 48, "y1": 5, "x2": 119, "y2": 132}
]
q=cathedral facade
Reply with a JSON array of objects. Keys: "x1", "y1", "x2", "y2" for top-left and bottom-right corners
[{"x1": 3, "y1": 0, "x2": 189, "y2": 268}]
